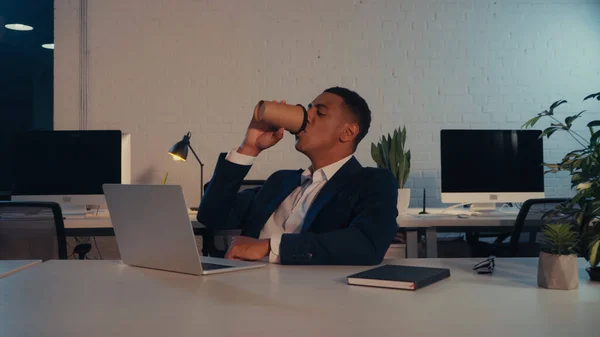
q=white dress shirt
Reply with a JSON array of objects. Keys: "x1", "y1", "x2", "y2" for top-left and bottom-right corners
[{"x1": 225, "y1": 149, "x2": 353, "y2": 263}]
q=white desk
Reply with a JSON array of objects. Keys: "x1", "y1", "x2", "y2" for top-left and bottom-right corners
[
  {"x1": 0, "y1": 260, "x2": 41, "y2": 279},
  {"x1": 63, "y1": 212, "x2": 201, "y2": 230},
  {"x1": 1, "y1": 258, "x2": 598, "y2": 336},
  {"x1": 399, "y1": 207, "x2": 532, "y2": 258},
  {"x1": 63, "y1": 212, "x2": 205, "y2": 238},
  {"x1": 65, "y1": 208, "x2": 526, "y2": 259}
]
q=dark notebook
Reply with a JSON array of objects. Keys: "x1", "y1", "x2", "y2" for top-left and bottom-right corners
[{"x1": 347, "y1": 265, "x2": 450, "y2": 290}]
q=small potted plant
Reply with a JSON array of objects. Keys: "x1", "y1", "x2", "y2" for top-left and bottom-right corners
[
  {"x1": 371, "y1": 126, "x2": 411, "y2": 215},
  {"x1": 538, "y1": 223, "x2": 580, "y2": 290},
  {"x1": 586, "y1": 235, "x2": 600, "y2": 281}
]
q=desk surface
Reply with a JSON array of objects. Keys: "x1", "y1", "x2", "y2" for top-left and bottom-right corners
[
  {"x1": 1, "y1": 258, "x2": 598, "y2": 337},
  {"x1": 64, "y1": 212, "x2": 203, "y2": 229},
  {"x1": 0, "y1": 260, "x2": 41, "y2": 279},
  {"x1": 398, "y1": 207, "x2": 526, "y2": 228},
  {"x1": 65, "y1": 207, "x2": 520, "y2": 229}
]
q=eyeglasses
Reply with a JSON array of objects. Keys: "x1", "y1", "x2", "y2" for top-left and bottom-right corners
[{"x1": 473, "y1": 256, "x2": 495, "y2": 274}]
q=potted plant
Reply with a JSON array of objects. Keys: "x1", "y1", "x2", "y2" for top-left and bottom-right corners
[
  {"x1": 537, "y1": 223, "x2": 579, "y2": 290},
  {"x1": 371, "y1": 126, "x2": 411, "y2": 215},
  {"x1": 522, "y1": 91, "x2": 600, "y2": 281}
]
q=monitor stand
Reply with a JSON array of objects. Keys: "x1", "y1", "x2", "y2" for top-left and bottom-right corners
[
  {"x1": 469, "y1": 203, "x2": 497, "y2": 213},
  {"x1": 60, "y1": 204, "x2": 88, "y2": 217}
]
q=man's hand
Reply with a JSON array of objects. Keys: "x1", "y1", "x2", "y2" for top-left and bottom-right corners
[
  {"x1": 237, "y1": 100, "x2": 286, "y2": 157},
  {"x1": 225, "y1": 236, "x2": 270, "y2": 261}
]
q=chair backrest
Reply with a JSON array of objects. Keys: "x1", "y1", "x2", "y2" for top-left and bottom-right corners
[
  {"x1": 509, "y1": 198, "x2": 572, "y2": 257},
  {"x1": 0, "y1": 201, "x2": 67, "y2": 260}
]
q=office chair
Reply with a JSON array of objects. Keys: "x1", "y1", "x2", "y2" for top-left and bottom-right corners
[
  {"x1": 200, "y1": 180, "x2": 266, "y2": 257},
  {"x1": 470, "y1": 198, "x2": 572, "y2": 257},
  {"x1": 0, "y1": 201, "x2": 68, "y2": 260}
]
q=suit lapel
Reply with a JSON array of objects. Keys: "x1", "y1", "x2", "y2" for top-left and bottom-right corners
[{"x1": 301, "y1": 157, "x2": 362, "y2": 233}]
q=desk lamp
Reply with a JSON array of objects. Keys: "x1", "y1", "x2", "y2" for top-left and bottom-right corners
[{"x1": 169, "y1": 132, "x2": 204, "y2": 199}]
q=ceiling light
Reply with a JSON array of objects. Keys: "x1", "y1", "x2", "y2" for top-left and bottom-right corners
[
  {"x1": 42, "y1": 43, "x2": 54, "y2": 49},
  {"x1": 5, "y1": 23, "x2": 34, "y2": 31}
]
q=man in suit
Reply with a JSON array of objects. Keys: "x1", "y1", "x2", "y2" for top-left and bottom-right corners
[{"x1": 197, "y1": 87, "x2": 399, "y2": 265}]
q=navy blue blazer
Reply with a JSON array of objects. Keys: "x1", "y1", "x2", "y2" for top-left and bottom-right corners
[{"x1": 197, "y1": 153, "x2": 399, "y2": 265}]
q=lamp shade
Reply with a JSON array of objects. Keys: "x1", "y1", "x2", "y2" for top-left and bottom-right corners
[
  {"x1": 168, "y1": 131, "x2": 205, "y2": 200},
  {"x1": 168, "y1": 132, "x2": 191, "y2": 161}
]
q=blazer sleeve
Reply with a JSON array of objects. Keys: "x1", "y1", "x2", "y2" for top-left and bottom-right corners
[
  {"x1": 278, "y1": 170, "x2": 399, "y2": 265},
  {"x1": 196, "y1": 153, "x2": 259, "y2": 230}
]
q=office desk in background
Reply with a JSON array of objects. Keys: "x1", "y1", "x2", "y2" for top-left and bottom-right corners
[
  {"x1": 1, "y1": 258, "x2": 598, "y2": 337},
  {"x1": 63, "y1": 212, "x2": 205, "y2": 236},
  {"x1": 0, "y1": 260, "x2": 41, "y2": 279},
  {"x1": 65, "y1": 208, "x2": 531, "y2": 259},
  {"x1": 398, "y1": 207, "x2": 540, "y2": 258}
]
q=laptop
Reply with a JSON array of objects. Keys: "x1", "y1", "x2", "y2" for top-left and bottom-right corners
[{"x1": 102, "y1": 184, "x2": 266, "y2": 275}]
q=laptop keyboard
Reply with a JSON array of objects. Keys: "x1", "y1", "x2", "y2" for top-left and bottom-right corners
[{"x1": 201, "y1": 262, "x2": 233, "y2": 271}]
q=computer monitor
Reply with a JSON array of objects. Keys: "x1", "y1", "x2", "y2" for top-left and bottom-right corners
[
  {"x1": 440, "y1": 129, "x2": 544, "y2": 212},
  {"x1": 10, "y1": 130, "x2": 131, "y2": 215}
]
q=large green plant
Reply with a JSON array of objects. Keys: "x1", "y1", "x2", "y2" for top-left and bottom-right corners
[
  {"x1": 522, "y1": 91, "x2": 600, "y2": 263},
  {"x1": 371, "y1": 126, "x2": 411, "y2": 189}
]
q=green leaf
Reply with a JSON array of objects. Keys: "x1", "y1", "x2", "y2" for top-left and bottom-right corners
[
  {"x1": 564, "y1": 110, "x2": 586, "y2": 130},
  {"x1": 403, "y1": 150, "x2": 411, "y2": 188},
  {"x1": 571, "y1": 173, "x2": 589, "y2": 187},
  {"x1": 588, "y1": 201, "x2": 600, "y2": 215},
  {"x1": 389, "y1": 130, "x2": 399, "y2": 183},
  {"x1": 540, "y1": 126, "x2": 559, "y2": 138},
  {"x1": 583, "y1": 92, "x2": 600, "y2": 101},
  {"x1": 379, "y1": 142, "x2": 389, "y2": 168},
  {"x1": 522, "y1": 115, "x2": 542, "y2": 129},
  {"x1": 565, "y1": 116, "x2": 576, "y2": 129},
  {"x1": 571, "y1": 190, "x2": 587, "y2": 205},
  {"x1": 588, "y1": 121, "x2": 600, "y2": 128},
  {"x1": 576, "y1": 212, "x2": 584, "y2": 226},
  {"x1": 590, "y1": 130, "x2": 600, "y2": 145},
  {"x1": 565, "y1": 149, "x2": 585, "y2": 156},
  {"x1": 589, "y1": 239, "x2": 600, "y2": 268},
  {"x1": 370, "y1": 143, "x2": 385, "y2": 168},
  {"x1": 396, "y1": 129, "x2": 405, "y2": 187},
  {"x1": 590, "y1": 161, "x2": 600, "y2": 178},
  {"x1": 548, "y1": 99, "x2": 567, "y2": 115}
]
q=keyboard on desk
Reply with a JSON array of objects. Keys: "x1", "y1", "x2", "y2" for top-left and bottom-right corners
[
  {"x1": 412, "y1": 213, "x2": 454, "y2": 218},
  {"x1": 201, "y1": 262, "x2": 233, "y2": 271}
]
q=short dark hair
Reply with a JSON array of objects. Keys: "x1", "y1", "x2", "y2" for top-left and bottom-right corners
[{"x1": 323, "y1": 86, "x2": 371, "y2": 149}]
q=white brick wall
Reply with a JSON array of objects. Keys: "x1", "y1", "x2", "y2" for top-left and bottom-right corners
[{"x1": 55, "y1": 0, "x2": 600, "y2": 208}]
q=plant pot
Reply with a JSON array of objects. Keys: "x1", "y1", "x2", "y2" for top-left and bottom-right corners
[
  {"x1": 397, "y1": 188, "x2": 411, "y2": 216},
  {"x1": 537, "y1": 252, "x2": 579, "y2": 290},
  {"x1": 586, "y1": 267, "x2": 600, "y2": 282}
]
